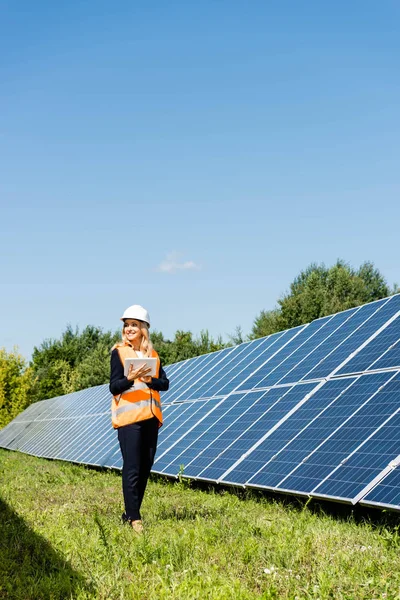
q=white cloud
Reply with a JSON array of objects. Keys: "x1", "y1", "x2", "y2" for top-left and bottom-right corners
[{"x1": 157, "y1": 251, "x2": 201, "y2": 274}]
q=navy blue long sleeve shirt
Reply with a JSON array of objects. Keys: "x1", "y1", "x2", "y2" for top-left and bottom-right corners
[{"x1": 109, "y1": 348, "x2": 170, "y2": 396}]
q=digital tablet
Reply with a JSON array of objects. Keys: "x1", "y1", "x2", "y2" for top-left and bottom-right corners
[{"x1": 124, "y1": 357, "x2": 157, "y2": 377}]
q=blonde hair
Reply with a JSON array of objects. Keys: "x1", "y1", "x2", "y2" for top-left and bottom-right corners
[{"x1": 113, "y1": 320, "x2": 153, "y2": 357}]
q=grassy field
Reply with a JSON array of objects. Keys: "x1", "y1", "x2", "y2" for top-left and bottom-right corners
[{"x1": 1, "y1": 449, "x2": 400, "y2": 600}]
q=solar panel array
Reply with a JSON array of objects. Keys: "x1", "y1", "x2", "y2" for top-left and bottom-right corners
[{"x1": 1, "y1": 294, "x2": 400, "y2": 511}]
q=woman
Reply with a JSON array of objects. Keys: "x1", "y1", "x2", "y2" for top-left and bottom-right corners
[{"x1": 109, "y1": 304, "x2": 169, "y2": 533}]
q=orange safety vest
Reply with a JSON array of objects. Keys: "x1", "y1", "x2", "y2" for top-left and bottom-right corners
[{"x1": 111, "y1": 345, "x2": 163, "y2": 429}]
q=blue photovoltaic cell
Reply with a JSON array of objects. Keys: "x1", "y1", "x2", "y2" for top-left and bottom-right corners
[
  {"x1": 28, "y1": 398, "x2": 67, "y2": 422},
  {"x1": 166, "y1": 347, "x2": 237, "y2": 403},
  {"x1": 313, "y1": 415, "x2": 400, "y2": 501},
  {"x1": 27, "y1": 419, "x2": 77, "y2": 458},
  {"x1": 164, "y1": 361, "x2": 185, "y2": 378},
  {"x1": 0, "y1": 420, "x2": 34, "y2": 450},
  {"x1": 158, "y1": 398, "x2": 220, "y2": 458},
  {"x1": 82, "y1": 423, "x2": 118, "y2": 466},
  {"x1": 34, "y1": 414, "x2": 97, "y2": 461},
  {"x1": 156, "y1": 403, "x2": 197, "y2": 450},
  {"x1": 102, "y1": 446, "x2": 123, "y2": 470},
  {"x1": 74, "y1": 387, "x2": 110, "y2": 415},
  {"x1": 185, "y1": 337, "x2": 271, "y2": 400},
  {"x1": 13, "y1": 419, "x2": 53, "y2": 455},
  {"x1": 278, "y1": 372, "x2": 397, "y2": 495},
  {"x1": 2, "y1": 386, "x2": 110, "y2": 460},
  {"x1": 154, "y1": 404, "x2": 186, "y2": 436},
  {"x1": 236, "y1": 322, "x2": 327, "y2": 392},
  {"x1": 205, "y1": 383, "x2": 316, "y2": 484},
  {"x1": 252, "y1": 314, "x2": 351, "y2": 388},
  {"x1": 157, "y1": 402, "x2": 196, "y2": 441},
  {"x1": 159, "y1": 394, "x2": 249, "y2": 476},
  {"x1": 245, "y1": 378, "x2": 356, "y2": 489},
  {"x1": 106, "y1": 454, "x2": 123, "y2": 470},
  {"x1": 158, "y1": 398, "x2": 221, "y2": 448},
  {"x1": 180, "y1": 391, "x2": 274, "y2": 478},
  {"x1": 212, "y1": 329, "x2": 299, "y2": 397},
  {"x1": 72, "y1": 414, "x2": 115, "y2": 465},
  {"x1": 313, "y1": 380, "x2": 400, "y2": 500},
  {"x1": 0, "y1": 402, "x2": 48, "y2": 445},
  {"x1": 153, "y1": 398, "x2": 222, "y2": 471},
  {"x1": 277, "y1": 307, "x2": 361, "y2": 385},
  {"x1": 180, "y1": 345, "x2": 255, "y2": 402},
  {"x1": 371, "y1": 339, "x2": 400, "y2": 372},
  {"x1": 197, "y1": 337, "x2": 277, "y2": 400},
  {"x1": 58, "y1": 415, "x2": 108, "y2": 463},
  {"x1": 160, "y1": 353, "x2": 218, "y2": 403},
  {"x1": 161, "y1": 401, "x2": 186, "y2": 420},
  {"x1": 9, "y1": 400, "x2": 49, "y2": 424},
  {"x1": 187, "y1": 388, "x2": 303, "y2": 481},
  {"x1": 59, "y1": 420, "x2": 109, "y2": 464},
  {"x1": 78, "y1": 442, "x2": 114, "y2": 468},
  {"x1": 337, "y1": 315, "x2": 400, "y2": 375},
  {"x1": 180, "y1": 389, "x2": 314, "y2": 479},
  {"x1": 86, "y1": 434, "x2": 119, "y2": 466},
  {"x1": 302, "y1": 296, "x2": 398, "y2": 381},
  {"x1": 160, "y1": 352, "x2": 218, "y2": 404},
  {"x1": 361, "y1": 467, "x2": 400, "y2": 508},
  {"x1": 38, "y1": 398, "x2": 74, "y2": 421}
]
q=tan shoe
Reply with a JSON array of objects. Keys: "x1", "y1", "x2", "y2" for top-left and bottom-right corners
[{"x1": 131, "y1": 520, "x2": 144, "y2": 534}]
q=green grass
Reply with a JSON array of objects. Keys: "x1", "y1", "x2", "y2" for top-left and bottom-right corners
[{"x1": 1, "y1": 449, "x2": 400, "y2": 600}]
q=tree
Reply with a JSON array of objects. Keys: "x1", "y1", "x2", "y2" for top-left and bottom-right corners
[
  {"x1": 250, "y1": 309, "x2": 283, "y2": 339},
  {"x1": 58, "y1": 343, "x2": 114, "y2": 394},
  {"x1": 150, "y1": 330, "x2": 173, "y2": 366},
  {"x1": 228, "y1": 325, "x2": 245, "y2": 346},
  {"x1": 0, "y1": 348, "x2": 34, "y2": 428},
  {"x1": 29, "y1": 325, "x2": 120, "y2": 401},
  {"x1": 251, "y1": 260, "x2": 393, "y2": 339},
  {"x1": 157, "y1": 330, "x2": 228, "y2": 365}
]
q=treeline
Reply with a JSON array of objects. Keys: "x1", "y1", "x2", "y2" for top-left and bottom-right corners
[
  {"x1": 1, "y1": 260, "x2": 398, "y2": 428},
  {"x1": 0, "y1": 328, "x2": 228, "y2": 429}
]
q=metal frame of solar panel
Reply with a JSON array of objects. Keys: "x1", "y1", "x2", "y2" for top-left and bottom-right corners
[{"x1": 1, "y1": 293, "x2": 399, "y2": 511}]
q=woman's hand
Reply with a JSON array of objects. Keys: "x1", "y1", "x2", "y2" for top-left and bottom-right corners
[{"x1": 127, "y1": 363, "x2": 152, "y2": 382}]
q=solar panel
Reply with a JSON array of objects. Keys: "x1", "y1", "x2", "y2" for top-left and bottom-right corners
[
  {"x1": 266, "y1": 372, "x2": 397, "y2": 497},
  {"x1": 300, "y1": 296, "x2": 398, "y2": 380},
  {"x1": 311, "y1": 376, "x2": 400, "y2": 502},
  {"x1": 0, "y1": 293, "x2": 399, "y2": 511},
  {"x1": 337, "y1": 317, "x2": 400, "y2": 375},
  {"x1": 193, "y1": 383, "x2": 318, "y2": 483},
  {"x1": 360, "y1": 458, "x2": 400, "y2": 510},
  {"x1": 205, "y1": 329, "x2": 301, "y2": 398}
]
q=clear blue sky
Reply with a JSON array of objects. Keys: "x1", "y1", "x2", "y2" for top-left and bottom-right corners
[{"x1": 1, "y1": 0, "x2": 399, "y2": 360}]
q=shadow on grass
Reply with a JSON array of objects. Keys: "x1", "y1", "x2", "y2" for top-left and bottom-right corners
[
  {"x1": 151, "y1": 472, "x2": 400, "y2": 530},
  {"x1": 231, "y1": 485, "x2": 400, "y2": 530},
  {"x1": 0, "y1": 498, "x2": 95, "y2": 600}
]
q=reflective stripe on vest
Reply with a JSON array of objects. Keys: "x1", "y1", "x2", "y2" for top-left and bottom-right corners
[
  {"x1": 112, "y1": 397, "x2": 162, "y2": 418},
  {"x1": 111, "y1": 345, "x2": 163, "y2": 429}
]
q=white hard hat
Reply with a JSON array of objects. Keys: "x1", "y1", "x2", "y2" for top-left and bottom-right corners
[{"x1": 120, "y1": 305, "x2": 150, "y2": 326}]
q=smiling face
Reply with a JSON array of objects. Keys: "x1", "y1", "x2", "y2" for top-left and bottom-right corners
[{"x1": 123, "y1": 319, "x2": 143, "y2": 348}]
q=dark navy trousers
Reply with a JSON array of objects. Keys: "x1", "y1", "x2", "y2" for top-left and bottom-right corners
[{"x1": 117, "y1": 417, "x2": 159, "y2": 521}]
